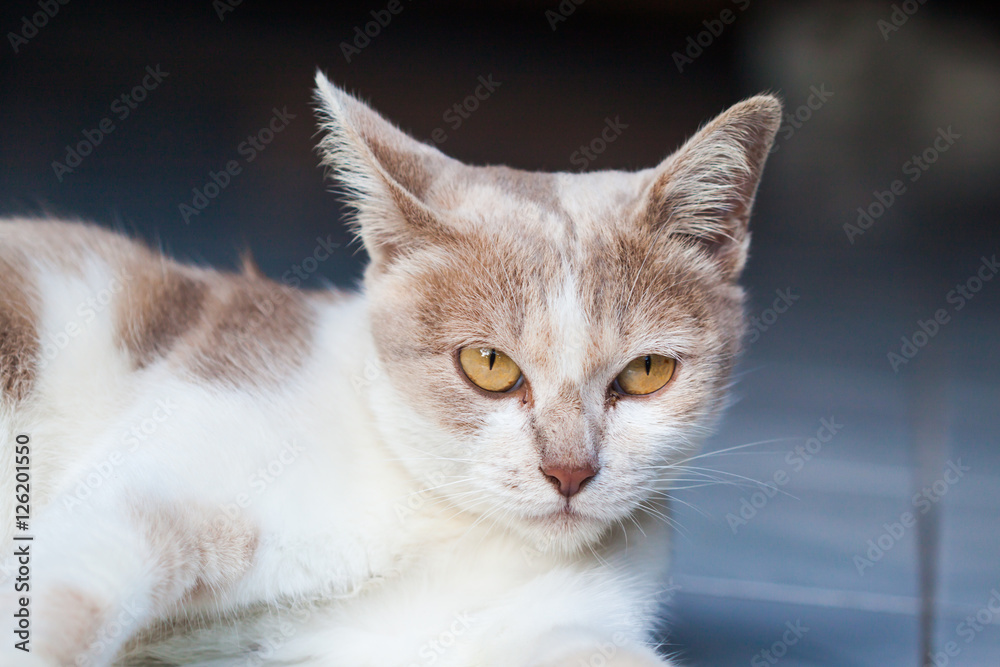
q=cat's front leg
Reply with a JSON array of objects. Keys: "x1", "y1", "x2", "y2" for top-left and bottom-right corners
[
  {"x1": 3, "y1": 497, "x2": 257, "y2": 667},
  {"x1": 422, "y1": 557, "x2": 675, "y2": 667}
]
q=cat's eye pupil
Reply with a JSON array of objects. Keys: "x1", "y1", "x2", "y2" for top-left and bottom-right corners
[
  {"x1": 614, "y1": 354, "x2": 676, "y2": 396},
  {"x1": 459, "y1": 346, "x2": 522, "y2": 393}
]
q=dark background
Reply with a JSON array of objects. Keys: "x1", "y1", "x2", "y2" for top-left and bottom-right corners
[{"x1": 2, "y1": 1, "x2": 999, "y2": 665}]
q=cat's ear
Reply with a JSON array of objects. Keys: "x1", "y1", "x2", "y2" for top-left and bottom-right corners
[
  {"x1": 313, "y1": 71, "x2": 454, "y2": 264},
  {"x1": 641, "y1": 94, "x2": 782, "y2": 278}
]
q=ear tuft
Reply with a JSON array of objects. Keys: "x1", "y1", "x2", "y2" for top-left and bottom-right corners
[
  {"x1": 643, "y1": 94, "x2": 782, "y2": 277},
  {"x1": 313, "y1": 71, "x2": 454, "y2": 264}
]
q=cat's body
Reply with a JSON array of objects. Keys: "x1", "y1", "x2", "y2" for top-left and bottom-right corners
[
  {"x1": 0, "y1": 219, "x2": 666, "y2": 666},
  {"x1": 0, "y1": 74, "x2": 780, "y2": 666}
]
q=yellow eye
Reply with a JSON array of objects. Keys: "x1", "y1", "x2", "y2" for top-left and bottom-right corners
[
  {"x1": 615, "y1": 354, "x2": 676, "y2": 396},
  {"x1": 459, "y1": 347, "x2": 522, "y2": 393}
]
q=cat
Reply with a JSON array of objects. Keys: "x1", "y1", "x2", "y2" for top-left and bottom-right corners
[{"x1": 0, "y1": 72, "x2": 780, "y2": 666}]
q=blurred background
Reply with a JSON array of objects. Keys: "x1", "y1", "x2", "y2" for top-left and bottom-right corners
[{"x1": 2, "y1": 1, "x2": 998, "y2": 664}]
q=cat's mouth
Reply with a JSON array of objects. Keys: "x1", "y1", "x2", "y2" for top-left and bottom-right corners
[
  {"x1": 533, "y1": 501, "x2": 600, "y2": 526},
  {"x1": 525, "y1": 489, "x2": 639, "y2": 535},
  {"x1": 552, "y1": 503, "x2": 580, "y2": 517},
  {"x1": 515, "y1": 502, "x2": 613, "y2": 552}
]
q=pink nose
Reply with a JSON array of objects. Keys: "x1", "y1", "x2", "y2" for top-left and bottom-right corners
[{"x1": 542, "y1": 464, "x2": 598, "y2": 498}]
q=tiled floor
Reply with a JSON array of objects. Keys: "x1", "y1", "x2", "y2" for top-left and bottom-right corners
[
  {"x1": 667, "y1": 260, "x2": 1000, "y2": 665},
  {"x1": 2, "y1": 3, "x2": 998, "y2": 665}
]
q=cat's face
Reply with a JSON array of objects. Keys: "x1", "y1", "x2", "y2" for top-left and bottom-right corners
[{"x1": 315, "y1": 74, "x2": 780, "y2": 552}]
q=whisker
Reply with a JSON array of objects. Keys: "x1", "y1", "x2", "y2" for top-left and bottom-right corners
[
  {"x1": 651, "y1": 493, "x2": 709, "y2": 519},
  {"x1": 658, "y1": 465, "x2": 796, "y2": 498},
  {"x1": 647, "y1": 468, "x2": 763, "y2": 490},
  {"x1": 668, "y1": 437, "x2": 800, "y2": 466},
  {"x1": 385, "y1": 455, "x2": 479, "y2": 464},
  {"x1": 395, "y1": 477, "x2": 476, "y2": 500},
  {"x1": 638, "y1": 502, "x2": 689, "y2": 539}
]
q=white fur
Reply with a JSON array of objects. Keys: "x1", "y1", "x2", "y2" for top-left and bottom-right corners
[
  {"x1": 0, "y1": 77, "x2": 782, "y2": 666},
  {"x1": 0, "y1": 266, "x2": 673, "y2": 666}
]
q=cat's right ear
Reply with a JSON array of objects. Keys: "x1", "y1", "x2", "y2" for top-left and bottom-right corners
[
  {"x1": 313, "y1": 71, "x2": 455, "y2": 265},
  {"x1": 640, "y1": 94, "x2": 782, "y2": 280}
]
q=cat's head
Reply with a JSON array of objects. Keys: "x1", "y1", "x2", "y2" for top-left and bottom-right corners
[{"x1": 314, "y1": 72, "x2": 780, "y2": 553}]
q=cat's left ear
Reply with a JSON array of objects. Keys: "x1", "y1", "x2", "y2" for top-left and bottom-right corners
[
  {"x1": 641, "y1": 94, "x2": 782, "y2": 279},
  {"x1": 313, "y1": 71, "x2": 456, "y2": 265}
]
